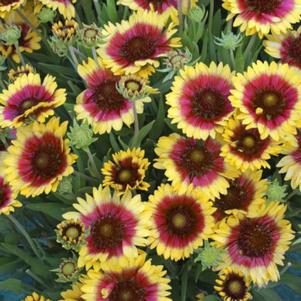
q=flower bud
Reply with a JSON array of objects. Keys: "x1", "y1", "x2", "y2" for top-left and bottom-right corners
[
  {"x1": 38, "y1": 7, "x2": 56, "y2": 23},
  {"x1": 0, "y1": 25, "x2": 21, "y2": 46},
  {"x1": 266, "y1": 179, "x2": 287, "y2": 203}
]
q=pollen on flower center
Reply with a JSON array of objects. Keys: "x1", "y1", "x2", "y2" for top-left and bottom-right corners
[
  {"x1": 118, "y1": 169, "x2": 133, "y2": 183},
  {"x1": 263, "y1": 92, "x2": 279, "y2": 107},
  {"x1": 246, "y1": 0, "x2": 281, "y2": 13},
  {"x1": 65, "y1": 226, "x2": 80, "y2": 239},
  {"x1": 242, "y1": 135, "x2": 255, "y2": 149},
  {"x1": 121, "y1": 36, "x2": 156, "y2": 62},
  {"x1": 35, "y1": 152, "x2": 50, "y2": 169},
  {"x1": 228, "y1": 279, "x2": 242, "y2": 294},
  {"x1": 62, "y1": 262, "x2": 76, "y2": 276},
  {"x1": 189, "y1": 149, "x2": 205, "y2": 163},
  {"x1": 21, "y1": 99, "x2": 34, "y2": 111},
  {"x1": 110, "y1": 280, "x2": 145, "y2": 301},
  {"x1": 172, "y1": 213, "x2": 187, "y2": 228}
]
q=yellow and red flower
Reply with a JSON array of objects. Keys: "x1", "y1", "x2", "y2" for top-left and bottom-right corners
[
  {"x1": 0, "y1": 0, "x2": 25, "y2": 19},
  {"x1": 277, "y1": 130, "x2": 301, "y2": 190},
  {"x1": 102, "y1": 148, "x2": 150, "y2": 194},
  {"x1": 154, "y1": 133, "x2": 238, "y2": 199},
  {"x1": 75, "y1": 57, "x2": 151, "y2": 134},
  {"x1": 59, "y1": 281, "x2": 83, "y2": 301},
  {"x1": 167, "y1": 62, "x2": 234, "y2": 140},
  {"x1": 81, "y1": 253, "x2": 171, "y2": 301},
  {"x1": 223, "y1": 0, "x2": 301, "y2": 38},
  {"x1": 213, "y1": 202, "x2": 294, "y2": 286},
  {"x1": 8, "y1": 64, "x2": 35, "y2": 82},
  {"x1": 63, "y1": 186, "x2": 150, "y2": 269},
  {"x1": 23, "y1": 292, "x2": 51, "y2": 301},
  {"x1": 38, "y1": 0, "x2": 76, "y2": 19},
  {"x1": 264, "y1": 26, "x2": 301, "y2": 69},
  {"x1": 221, "y1": 116, "x2": 281, "y2": 171},
  {"x1": 214, "y1": 267, "x2": 252, "y2": 301},
  {"x1": 230, "y1": 61, "x2": 301, "y2": 142},
  {"x1": 98, "y1": 9, "x2": 181, "y2": 77},
  {"x1": 213, "y1": 170, "x2": 267, "y2": 222},
  {"x1": 4, "y1": 117, "x2": 77, "y2": 197},
  {"x1": 146, "y1": 184, "x2": 215, "y2": 261},
  {"x1": 0, "y1": 73, "x2": 66, "y2": 128}
]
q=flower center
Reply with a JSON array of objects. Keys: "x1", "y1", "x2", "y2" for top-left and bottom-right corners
[
  {"x1": 91, "y1": 214, "x2": 124, "y2": 249},
  {"x1": 118, "y1": 169, "x2": 133, "y2": 183},
  {"x1": 253, "y1": 90, "x2": 285, "y2": 119},
  {"x1": 246, "y1": 0, "x2": 281, "y2": 13},
  {"x1": 65, "y1": 226, "x2": 80, "y2": 239},
  {"x1": 167, "y1": 205, "x2": 197, "y2": 236},
  {"x1": 120, "y1": 36, "x2": 156, "y2": 63},
  {"x1": 287, "y1": 36, "x2": 301, "y2": 66},
  {"x1": 237, "y1": 217, "x2": 274, "y2": 257},
  {"x1": 224, "y1": 274, "x2": 247, "y2": 299},
  {"x1": 192, "y1": 88, "x2": 227, "y2": 120},
  {"x1": 62, "y1": 262, "x2": 76, "y2": 276},
  {"x1": 242, "y1": 135, "x2": 255, "y2": 149},
  {"x1": 125, "y1": 80, "x2": 142, "y2": 93},
  {"x1": 35, "y1": 152, "x2": 50, "y2": 169},
  {"x1": 228, "y1": 280, "x2": 242, "y2": 294},
  {"x1": 21, "y1": 99, "x2": 34, "y2": 111},
  {"x1": 93, "y1": 80, "x2": 125, "y2": 111},
  {"x1": 109, "y1": 280, "x2": 145, "y2": 301},
  {"x1": 189, "y1": 149, "x2": 204, "y2": 163}
]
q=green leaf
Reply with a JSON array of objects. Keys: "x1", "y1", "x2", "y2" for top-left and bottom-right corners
[
  {"x1": 26, "y1": 202, "x2": 68, "y2": 220},
  {"x1": 253, "y1": 288, "x2": 282, "y2": 301},
  {"x1": 130, "y1": 120, "x2": 155, "y2": 147},
  {"x1": 280, "y1": 273, "x2": 301, "y2": 294},
  {"x1": 0, "y1": 257, "x2": 22, "y2": 274},
  {"x1": 204, "y1": 295, "x2": 220, "y2": 301},
  {"x1": 0, "y1": 279, "x2": 32, "y2": 294},
  {"x1": 149, "y1": 99, "x2": 166, "y2": 140}
]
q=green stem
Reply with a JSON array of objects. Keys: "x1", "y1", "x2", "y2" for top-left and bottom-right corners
[
  {"x1": 92, "y1": 47, "x2": 99, "y2": 66},
  {"x1": 177, "y1": 0, "x2": 183, "y2": 32},
  {"x1": 230, "y1": 49, "x2": 236, "y2": 70},
  {"x1": 208, "y1": 0, "x2": 214, "y2": 35},
  {"x1": 16, "y1": 9, "x2": 37, "y2": 31},
  {"x1": 7, "y1": 215, "x2": 42, "y2": 259},
  {"x1": 86, "y1": 147, "x2": 101, "y2": 179},
  {"x1": 287, "y1": 190, "x2": 299, "y2": 200},
  {"x1": 14, "y1": 42, "x2": 25, "y2": 66},
  {"x1": 93, "y1": 0, "x2": 102, "y2": 22},
  {"x1": 245, "y1": 35, "x2": 257, "y2": 58},
  {"x1": 181, "y1": 264, "x2": 190, "y2": 301},
  {"x1": 73, "y1": 170, "x2": 98, "y2": 183},
  {"x1": 0, "y1": 74, "x2": 5, "y2": 90},
  {"x1": 68, "y1": 45, "x2": 79, "y2": 66},
  {"x1": 132, "y1": 100, "x2": 139, "y2": 146},
  {"x1": 25, "y1": 269, "x2": 48, "y2": 288}
]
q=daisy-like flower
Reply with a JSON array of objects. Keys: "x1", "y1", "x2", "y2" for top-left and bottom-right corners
[
  {"x1": 0, "y1": 9, "x2": 41, "y2": 64},
  {"x1": 56, "y1": 219, "x2": 86, "y2": 251},
  {"x1": 167, "y1": 62, "x2": 234, "y2": 140},
  {"x1": 52, "y1": 19, "x2": 78, "y2": 41},
  {"x1": 0, "y1": 173, "x2": 21, "y2": 215},
  {"x1": 277, "y1": 130, "x2": 301, "y2": 190},
  {"x1": 154, "y1": 133, "x2": 238, "y2": 199},
  {"x1": 98, "y1": 9, "x2": 181, "y2": 77},
  {"x1": 81, "y1": 253, "x2": 171, "y2": 301},
  {"x1": 212, "y1": 202, "x2": 294, "y2": 286},
  {"x1": 8, "y1": 64, "x2": 35, "y2": 81},
  {"x1": 63, "y1": 186, "x2": 150, "y2": 269},
  {"x1": 146, "y1": 184, "x2": 215, "y2": 261},
  {"x1": 0, "y1": 73, "x2": 66, "y2": 128},
  {"x1": 4, "y1": 117, "x2": 77, "y2": 197},
  {"x1": 38, "y1": 0, "x2": 76, "y2": 19},
  {"x1": 213, "y1": 170, "x2": 267, "y2": 222},
  {"x1": 222, "y1": 0, "x2": 301, "y2": 38},
  {"x1": 102, "y1": 148, "x2": 150, "y2": 194},
  {"x1": 264, "y1": 26, "x2": 301, "y2": 69},
  {"x1": 60, "y1": 281, "x2": 83, "y2": 301},
  {"x1": 230, "y1": 61, "x2": 301, "y2": 142},
  {"x1": 214, "y1": 267, "x2": 252, "y2": 301},
  {"x1": 75, "y1": 57, "x2": 152, "y2": 134},
  {"x1": 23, "y1": 292, "x2": 51, "y2": 301},
  {"x1": 0, "y1": 0, "x2": 25, "y2": 18},
  {"x1": 221, "y1": 116, "x2": 281, "y2": 171}
]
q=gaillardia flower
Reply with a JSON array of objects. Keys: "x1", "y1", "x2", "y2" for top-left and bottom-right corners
[
  {"x1": 230, "y1": 61, "x2": 301, "y2": 142},
  {"x1": 81, "y1": 253, "x2": 171, "y2": 301},
  {"x1": 75, "y1": 57, "x2": 151, "y2": 134},
  {"x1": 38, "y1": 0, "x2": 76, "y2": 19},
  {"x1": 213, "y1": 170, "x2": 267, "y2": 222},
  {"x1": 52, "y1": 19, "x2": 78, "y2": 41},
  {"x1": 146, "y1": 184, "x2": 215, "y2": 261},
  {"x1": 154, "y1": 133, "x2": 238, "y2": 199},
  {"x1": 8, "y1": 64, "x2": 35, "y2": 81},
  {"x1": 23, "y1": 292, "x2": 51, "y2": 301},
  {"x1": 0, "y1": 73, "x2": 66, "y2": 128},
  {"x1": 222, "y1": 0, "x2": 301, "y2": 38},
  {"x1": 277, "y1": 130, "x2": 301, "y2": 190},
  {"x1": 167, "y1": 62, "x2": 234, "y2": 140},
  {"x1": 0, "y1": 172, "x2": 21, "y2": 215},
  {"x1": 4, "y1": 117, "x2": 77, "y2": 197},
  {"x1": 59, "y1": 281, "x2": 83, "y2": 301},
  {"x1": 221, "y1": 116, "x2": 281, "y2": 171},
  {"x1": 214, "y1": 268, "x2": 252, "y2": 301},
  {"x1": 102, "y1": 148, "x2": 150, "y2": 194},
  {"x1": 212, "y1": 202, "x2": 294, "y2": 286},
  {"x1": 0, "y1": 0, "x2": 25, "y2": 18},
  {"x1": 264, "y1": 26, "x2": 301, "y2": 69},
  {"x1": 99, "y1": 10, "x2": 181, "y2": 77},
  {"x1": 0, "y1": 8, "x2": 41, "y2": 63},
  {"x1": 63, "y1": 186, "x2": 150, "y2": 269}
]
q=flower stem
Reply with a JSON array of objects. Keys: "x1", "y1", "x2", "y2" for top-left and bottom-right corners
[
  {"x1": 93, "y1": 0, "x2": 102, "y2": 22},
  {"x1": 16, "y1": 9, "x2": 37, "y2": 31},
  {"x1": 230, "y1": 49, "x2": 236, "y2": 70},
  {"x1": 25, "y1": 269, "x2": 48, "y2": 288},
  {"x1": 73, "y1": 170, "x2": 98, "y2": 183},
  {"x1": 7, "y1": 215, "x2": 42, "y2": 259},
  {"x1": 92, "y1": 47, "x2": 99, "y2": 66},
  {"x1": 14, "y1": 42, "x2": 25, "y2": 66},
  {"x1": 208, "y1": 0, "x2": 214, "y2": 35},
  {"x1": 68, "y1": 45, "x2": 79, "y2": 66},
  {"x1": 86, "y1": 147, "x2": 101, "y2": 179},
  {"x1": 132, "y1": 100, "x2": 139, "y2": 146},
  {"x1": 177, "y1": 0, "x2": 183, "y2": 32}
]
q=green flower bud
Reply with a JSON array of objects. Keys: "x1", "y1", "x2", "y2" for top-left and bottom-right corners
[
  {"x1": 49, "y1": 36, "x2": 68, "y2": 57},
  {"x1": 52, "y1": 258, "x2": 81, "y2": 283},
  {"x1": 195, "y1": 241, "x2": 225, "y2": 271},
  {"x1": 79, "y1": 23, "x2": 102, "y2": 48},
  {"x1": 188, "y1": 5, "x2": 206, "y2": 22},
  {"x1": 67, "y1": 121, "x2": 97, "y2": 151},
  {"x1": 266, "y1": 179, "x2": 288, "y2": 203},
  {"x1": 58, "y1": 176, "x2": 73, "y2": 195},
  {"x1": 214, "y1": 32, "x2": 243, "y2": 51},
  {"x1": 38, "y1": 7, "x2": 56, "y2": 23},
  {"x1": 0, "y1": 25, "x2": 21, "y2": 46}
]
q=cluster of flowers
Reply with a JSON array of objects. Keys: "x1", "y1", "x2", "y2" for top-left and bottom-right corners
[{"x1": 0, "y1": 0, "x2": 301, "y2": 300}]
